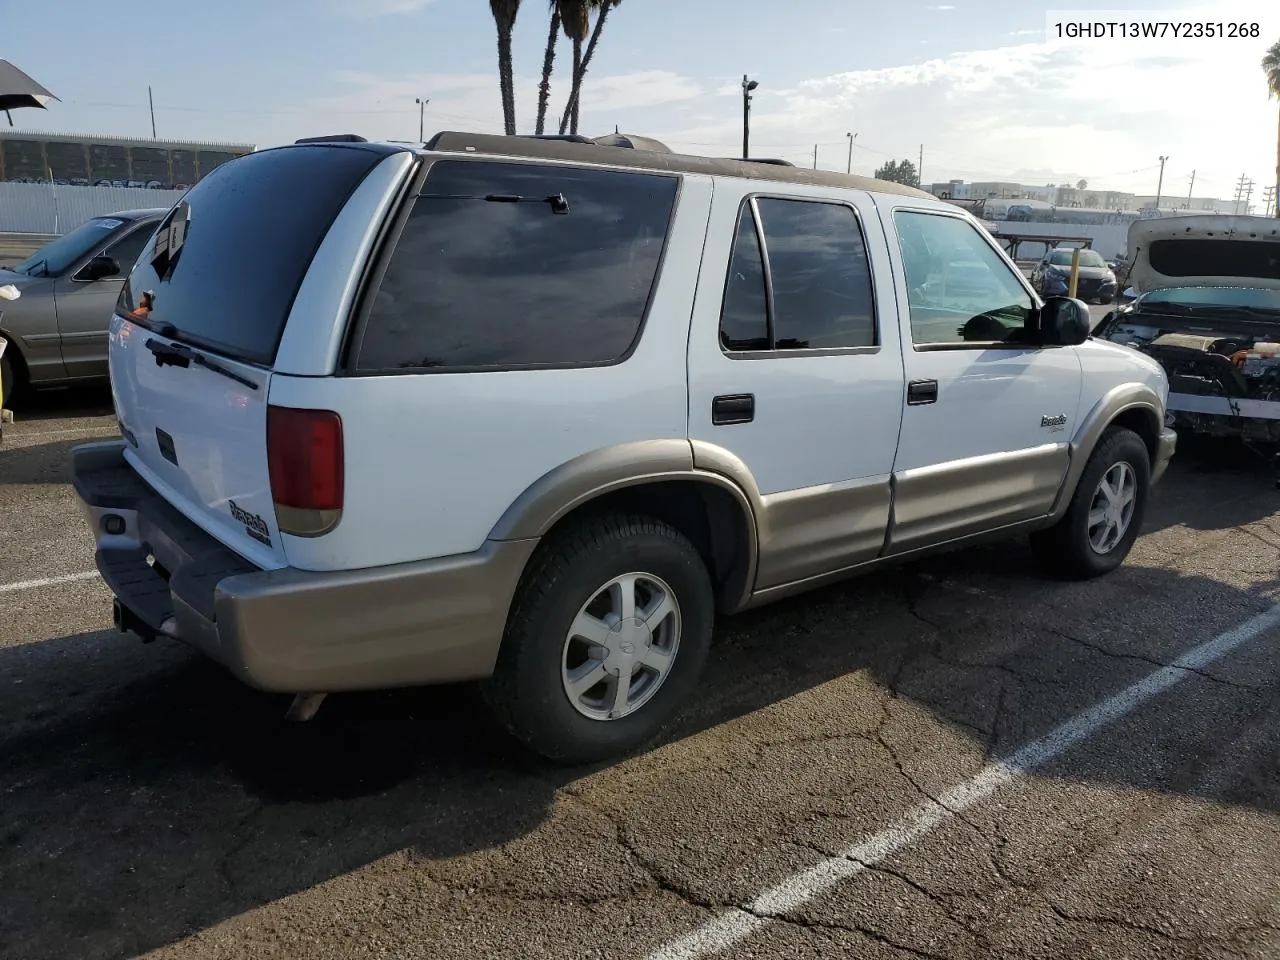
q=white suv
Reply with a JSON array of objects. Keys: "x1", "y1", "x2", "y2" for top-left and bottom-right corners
[{"x1": 72, "y1": 133, "x2": 1176, "y2": 762}]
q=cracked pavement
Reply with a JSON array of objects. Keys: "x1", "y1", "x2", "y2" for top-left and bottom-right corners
[{"x1": 1, "y1": 385, "x2": 1278, "y2": 960}]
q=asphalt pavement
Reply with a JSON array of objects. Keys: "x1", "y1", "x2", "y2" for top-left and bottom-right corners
[{"x1": 1, "y1": 380, "x2": 1277, "y2": 960}]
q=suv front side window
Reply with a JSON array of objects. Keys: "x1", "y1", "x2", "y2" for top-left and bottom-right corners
[{"x1": 893, "y1": 211, "x2": 1035, "y2": 347}]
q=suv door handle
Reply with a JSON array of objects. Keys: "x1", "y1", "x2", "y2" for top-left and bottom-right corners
[
  {"x1": 906, "y1": 379, "x2": 938, "y2": 405},
  {"x1": 712, "y1": 394, "x2": 755, "y2": 425}
]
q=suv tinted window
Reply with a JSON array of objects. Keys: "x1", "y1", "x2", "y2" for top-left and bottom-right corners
[
  {"x1": 719, "y1": 197, "x2": 877, "y2": 353},
  {"x1": 354, "y1": 159, "x2": 678, "y2": 372},
  {"x1": 720, "y1": 205, "x2": 769, "y2": 351},
  {"x1": 893, "y1": 211, "x2": 1034, "y2": 345},
  {"x1": 118, "y1": 145, "x2": 388, "y2": 365}
]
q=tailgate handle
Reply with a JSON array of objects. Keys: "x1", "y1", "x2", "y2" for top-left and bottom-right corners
[
  {"x1": 907, "y1": 379, "x2": 938, "y2": 405},
  {"x1": 712, "y1": 394, "x2": 755, "y2": 425}
]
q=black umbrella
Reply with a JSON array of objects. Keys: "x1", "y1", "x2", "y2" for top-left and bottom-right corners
[{"x1": 0, "y1": 60, "x2": 59, "y2": 126}]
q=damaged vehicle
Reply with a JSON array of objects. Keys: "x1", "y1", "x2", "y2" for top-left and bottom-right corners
[{"x1": 1093, "y1": 214, "x2": 1280, "y2": 477}]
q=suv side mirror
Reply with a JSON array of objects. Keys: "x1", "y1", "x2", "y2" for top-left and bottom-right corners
[
  {"x1": 1036, "y1": 296, "x2": 1091, "y2": 346},
  {"x1": 79, "y1": 255, "x2": 121, "y2": 282}
]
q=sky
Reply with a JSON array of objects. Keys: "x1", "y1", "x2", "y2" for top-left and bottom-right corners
[{"x1": 5, "y1": 0, "x2": 1280, "y2": 201}]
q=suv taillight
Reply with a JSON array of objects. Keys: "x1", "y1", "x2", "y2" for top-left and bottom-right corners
[{"x1": 267, "y1": 405, "x2": 344, "y2": 537}]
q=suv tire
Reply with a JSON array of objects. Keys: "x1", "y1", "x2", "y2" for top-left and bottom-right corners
[
  {"x1": 1030, "y1": 426, "x2": 1150, "y2": 580},
  {"x1": 481, "y1": 512, "x2": 715, "y2": 764}
]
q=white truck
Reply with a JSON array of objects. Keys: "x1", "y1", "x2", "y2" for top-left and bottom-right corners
[{"x1": 72, "y1": 132, "x2": 1176, "y2": 762}]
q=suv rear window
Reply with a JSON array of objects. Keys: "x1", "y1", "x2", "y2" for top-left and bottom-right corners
[
  {"x1": 351, "y1": 158, "x2": 678, "y2": 372},
  {"x1": 117, "y1": 144, "x2": 388, "y2": 365}
]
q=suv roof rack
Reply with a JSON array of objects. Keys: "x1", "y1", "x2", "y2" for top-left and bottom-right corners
[
  {"x1": 736, "y1": 157, "x2": 795, "y2": 166},
  {"x1": 420, "y1": 131, "x2": 932, "y2": 199},
  {"x1": 295, "y1": 134, "x2": 369, "y2": 144},
  {"x1": 517, "y1": 134, "x2": 597, "y2": 144}
]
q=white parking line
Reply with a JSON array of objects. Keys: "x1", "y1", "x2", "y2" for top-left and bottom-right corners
[
  {"x1": 0, "y1": 570, "x2": 100, "y2": 595},
  {"x1": 646, "y1": 602, "x2": 1280, "y2": 960}
]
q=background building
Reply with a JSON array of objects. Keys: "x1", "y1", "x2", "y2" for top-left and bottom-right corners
[
  {"x1": 0, "y1": 130, "x2": 254, "y2": 190},
  {"x1": 928, "y1": 179, "x2": 1249, "y2": 216}
]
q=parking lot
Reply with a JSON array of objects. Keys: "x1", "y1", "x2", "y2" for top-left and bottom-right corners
[{"x1": 2, "y1": 375, "x2": 1278, "y2": 960}]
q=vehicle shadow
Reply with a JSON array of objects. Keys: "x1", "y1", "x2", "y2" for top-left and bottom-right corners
[
  {"x1": 1143, "y1": 433, "x2": 1279, "y2": 534},
  {"x1": 8, "y1": 382, "x2": 114, "y2": 421},
  {"x1": 0, "y1": 550, "x2": 1276, "y2": 960},
  {"x1": 0, "y1": 437, "x2": 98, "y2": 484}
]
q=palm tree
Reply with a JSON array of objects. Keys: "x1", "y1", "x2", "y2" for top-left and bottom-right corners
[
  {"x1": 1264, "y1": 39, "x2": 1280, "y2": 217},
  {"x1": 559, "y1": 0, "x2": 622, "y2": 135},
  {"x1": 534, "y1": 1, "x2": 562, "y2": 135},
  {"x1": 554, "y1": 0, "x2": 590, "y2": 135},
  {"x1": 489, "y1": 0, "x2": 522, "y2": 135}
]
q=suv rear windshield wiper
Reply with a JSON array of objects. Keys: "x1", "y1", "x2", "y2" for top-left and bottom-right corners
[{"x1": 144, "y1": 337, "x2": 259, "y2": 390}]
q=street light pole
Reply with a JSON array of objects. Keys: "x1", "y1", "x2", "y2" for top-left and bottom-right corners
[
  {"x1": 415, "y1": 97, "x2": 429, "y2": 142},
  {"x1": 741, "y1": 75, "x2": 758, "y2": 160},
  {"x1": 846, "y1": 131, "x2": 857, "y2": 174},
  {"x1": 1155, "y1": 155, "x2": 1168, "y2": 209}
]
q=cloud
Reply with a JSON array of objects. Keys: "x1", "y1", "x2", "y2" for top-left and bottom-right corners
[
  {"x1": 326, "y1": 0, "x2": 435, "y2": 17},
  {"x1": 927, "y1": 4, "x2": 956, "y2": 9},
  {"x1": 650, "y1": 33, "x2": 1277, "y2": 196},
  {"x1": 271, "y1": 68, "x2": 703, "y2": 146}
]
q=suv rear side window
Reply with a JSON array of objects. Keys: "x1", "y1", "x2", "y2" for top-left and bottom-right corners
[
  {"x1": 352, "y1": 159, "x2": 678, "y2": 372},
  {"x1": 118, "y1": 144, "x2": 388, "y2": 365},
  {"x1": 720, "y1": 197, "x2": 877, "y2": 353}
]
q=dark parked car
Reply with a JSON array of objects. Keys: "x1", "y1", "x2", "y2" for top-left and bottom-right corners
[
  {"x1": 0, "y1": 208, "x2": 165, "y2": 407},
  {"x1": 1030, "y1": 246, "x2": 1118, "y2": 304}
]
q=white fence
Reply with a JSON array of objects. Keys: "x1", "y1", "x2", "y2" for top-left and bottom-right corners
[{"x1": 0, "y1": 181, "x2": 180, "y2": 235}]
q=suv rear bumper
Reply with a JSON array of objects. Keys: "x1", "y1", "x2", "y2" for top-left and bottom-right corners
[{"x1": 70, "y1": 442, "x2": 536, "y2": 693}]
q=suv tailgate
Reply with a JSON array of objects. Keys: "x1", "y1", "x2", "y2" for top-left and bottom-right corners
[
  {"x1": 109, "y1": 141, "x2": 398, "y2": 567},
  {"x1": 111, "y1": 316, "x2": 284, "y2": 568}
]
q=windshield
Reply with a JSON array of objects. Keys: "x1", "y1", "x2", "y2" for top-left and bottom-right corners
[
  {"x1": 10, "y1": 217, "x2": 128, "y2": 277},
  {"x1": 1048, "y1": 248, "x2": 1106, "y2": 268},
  {"x1": 1139, "y1": 286, "x2": 1280, "y2": 312}
]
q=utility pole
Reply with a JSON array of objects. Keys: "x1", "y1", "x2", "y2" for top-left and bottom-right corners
[
  {"x1": 148, "y1": 85, "x2": 157, "y2": 139},
  {"x1": 846, "y1": 131, "x2": 856, "y2": 174},
  {"x1": 415, "y1": 97, "x2": 429, "y2": 142},
  {"x1": 1263, "y1": 184, "x2": 1278, "y2": 218},
  {"x1": 1233, "y1": 173, "x2": 1249, "y2": 214},
  {"x1": 741, "y1": 76, "x2": 759, "y2": 160},
  {"x1": 1154, "y1": 155, "x2": 1168, "y2": 209},
  {"x1": 813, "y1": 144, "x2": 818, "y2": 170},
  {"x1": 1186, "y1": 169, "x2": 1195, "y2": 207},
  {"x1": 1243, "y1": 179, "x2": 1255, "y2": 215},
  {"x1": 918, "y1": 144, "x2": 923, "y2": 186}
]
